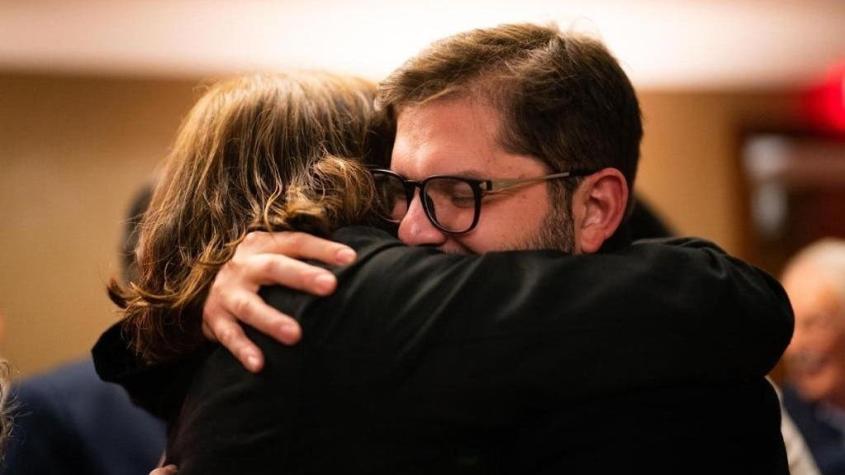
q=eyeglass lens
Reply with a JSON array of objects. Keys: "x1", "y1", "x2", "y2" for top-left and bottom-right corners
[{"x1": 372, "y1": 173, "x2": 478, "y2": 233}]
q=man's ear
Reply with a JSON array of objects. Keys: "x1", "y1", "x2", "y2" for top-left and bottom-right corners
[{"x1": 572, "y1": 168, "x2": 629, "y2": 254}]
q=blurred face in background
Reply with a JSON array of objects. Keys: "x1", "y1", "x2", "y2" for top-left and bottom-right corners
[{"x1": 783, "y1": 263, "x2": 845, "y2": 407}]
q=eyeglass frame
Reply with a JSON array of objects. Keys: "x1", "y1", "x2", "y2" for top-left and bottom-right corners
[{"x1": 370, "y1": 168, "x2": 596, "y2": 235}]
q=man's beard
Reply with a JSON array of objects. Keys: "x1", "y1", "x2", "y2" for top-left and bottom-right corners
[{"x1": 515, "y1": 198, "x2": 575, "y2": 253}]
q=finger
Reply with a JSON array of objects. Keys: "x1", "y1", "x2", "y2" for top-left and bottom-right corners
[
  {"x1": 240, "y1": 231, "x2": 356, "y2": 266},
  {"x1": 245, "y1": 254, "x2": 339, "y2": 296},
  {"x1": 223, "y1": 289, "x2": 302, "y2": 346},
  {"x1": 150, "y1": 466, "x2": 178, "y2": 475},
  {"x1": 207, "y1": 314, "x2": 265, "y2": 373}
]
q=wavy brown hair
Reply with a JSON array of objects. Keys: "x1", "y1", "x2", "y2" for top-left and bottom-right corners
[{"x1": 108, "y1": 72, "x2": 391, "y2": 363}]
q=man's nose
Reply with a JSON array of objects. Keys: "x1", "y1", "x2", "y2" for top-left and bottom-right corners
[{"x1": 397, "y1": 193, "x2": 447, "y2": 247}]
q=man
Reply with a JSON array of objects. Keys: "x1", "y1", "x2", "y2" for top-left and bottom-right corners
[
  {"x1": 98, "y1": 23, "x2": 792, "y2": 473},
  {"x1": 782, "y1": 239, "x2": 845, "y2": 475},
  {"x1": 201, "y1": 23, "x2": 650, "y2": 372}
]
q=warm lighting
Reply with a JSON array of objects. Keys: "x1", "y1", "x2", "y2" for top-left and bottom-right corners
[{"x1": 1, "y1": 0, "x2": 845, "y2": 89}]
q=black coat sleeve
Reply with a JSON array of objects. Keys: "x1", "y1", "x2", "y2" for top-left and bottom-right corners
[{"x1": 166, "y1": 226, "x2": 793, "y2": 473}]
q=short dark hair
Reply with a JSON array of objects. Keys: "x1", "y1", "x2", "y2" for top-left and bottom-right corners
[{"x1": 378, "y1": 23, "x2": 643, "y2": 210}]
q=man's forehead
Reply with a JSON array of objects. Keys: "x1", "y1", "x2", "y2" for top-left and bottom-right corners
[{"x1": 390, "y1": 98, "x2": 533, "y2": 178}]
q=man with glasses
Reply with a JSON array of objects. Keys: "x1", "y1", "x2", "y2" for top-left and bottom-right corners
[{"x1": 100, "y1": 23, "x2": 792, "y2": 473}]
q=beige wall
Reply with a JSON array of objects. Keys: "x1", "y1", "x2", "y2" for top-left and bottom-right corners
[
  {"x1": 637, "y1": 90, "x2": 802, "y2": 257},
  {"x1": 0, "y1": 73, "x2": 803, "y2": 378}
]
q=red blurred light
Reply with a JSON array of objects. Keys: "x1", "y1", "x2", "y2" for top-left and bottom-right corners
[{"x1": 803, "y1": 62, "x2": 845, "y2": 133}]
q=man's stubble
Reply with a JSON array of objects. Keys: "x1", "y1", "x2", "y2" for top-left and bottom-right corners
[{"x1": 514, "y1": 183, "x2": 576, "y2": 254}]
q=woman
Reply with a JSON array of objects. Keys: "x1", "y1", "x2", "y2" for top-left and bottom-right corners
[
  {"x1": 100, "y1": 72, "x2": 791, "y2": 474},
  {"x1": 107, "y1": 72, "x2": 390, "y2": 364}
]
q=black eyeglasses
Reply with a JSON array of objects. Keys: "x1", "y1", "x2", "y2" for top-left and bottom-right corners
[{"x1": 370, "y1": 168, "x2": 595, "y2": 234}]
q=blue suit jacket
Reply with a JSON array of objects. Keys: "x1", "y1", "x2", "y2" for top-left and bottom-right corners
[
  {"x1": 784, "y1": 385, "x2": 845, "y2": 475},
  {"x1": 3, "y1": 358, "x2": 165, "y2": 475}
]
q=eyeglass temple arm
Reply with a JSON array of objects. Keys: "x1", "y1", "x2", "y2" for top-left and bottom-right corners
[{"x1": 485, "y1": 171, "x2": 575, "y2": 194}]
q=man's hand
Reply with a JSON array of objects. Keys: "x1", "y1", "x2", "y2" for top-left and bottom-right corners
[
  {"x1": 203, "y1": 231, "x2": 357, "y2": 372},
  {"x1": 150, "y1": 466, "x2": 178, "y2": 475}
]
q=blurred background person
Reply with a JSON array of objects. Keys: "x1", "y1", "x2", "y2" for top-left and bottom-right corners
[
  {"x1": 1, "y1": 186, "x2": 165, "y2": 475},
  {"x1": 783, "y1": 238, "x2": 845, "y2": 475}
]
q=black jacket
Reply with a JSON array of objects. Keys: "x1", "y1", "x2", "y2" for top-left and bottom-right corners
[{"x1": 95, "y1": 226, "x2": 793, "y2": 474}]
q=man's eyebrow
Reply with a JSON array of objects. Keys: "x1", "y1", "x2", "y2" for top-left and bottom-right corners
[
  {"x1": 389, "y1": 168, "x2": 489, "y2": 180},
  {"x1": 449, "y1": 169, "x2": 487, "y2": 179},
  {"x1": 422, "y1": 169, "x2": 488, "y2": 179}
]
